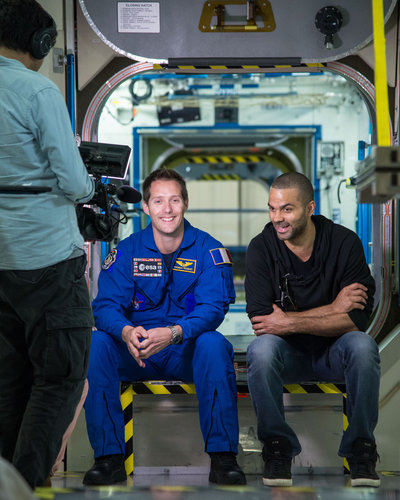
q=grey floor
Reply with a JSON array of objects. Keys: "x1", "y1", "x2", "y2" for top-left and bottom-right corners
[{"x1": 34, "y1": 470, "x2": 400, "y2": 500}]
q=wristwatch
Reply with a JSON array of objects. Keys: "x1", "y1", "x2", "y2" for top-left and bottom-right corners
[{"x1": 168, "y1": 325, "x2": 182, "y2": 344}]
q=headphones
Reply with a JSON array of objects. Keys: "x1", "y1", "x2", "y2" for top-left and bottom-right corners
[{"x1": 30, "y1": 19, "x2": 57, "y2": 59}]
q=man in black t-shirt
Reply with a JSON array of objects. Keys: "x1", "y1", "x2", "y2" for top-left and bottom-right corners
[{"x1": 245, "y1": 172, "x2": 380, "y2": 488}]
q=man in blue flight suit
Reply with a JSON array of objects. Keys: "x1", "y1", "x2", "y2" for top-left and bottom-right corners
[{"x1": 83, "y1": 167, "x2": 246, "y2": 486}]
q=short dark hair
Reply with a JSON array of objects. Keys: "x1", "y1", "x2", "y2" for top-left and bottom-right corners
[
  {"x1": 271, "y1": 172, "x2": 314, "y2": 205},
  {"x1": 0, "y1": 0, "x2": 53, "y2": 53},
  {"x1": 142, "y1": 168, "x2": 188, "y2": 204}
]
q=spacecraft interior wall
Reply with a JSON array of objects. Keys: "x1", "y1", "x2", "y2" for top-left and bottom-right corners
[{"x1": 78, "y1": 0, "x2": 396, "y2": 64}]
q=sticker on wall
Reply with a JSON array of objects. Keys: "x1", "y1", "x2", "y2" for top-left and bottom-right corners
[{"x1": 118, "y1": 2, "x2": 160, "y2": 34}]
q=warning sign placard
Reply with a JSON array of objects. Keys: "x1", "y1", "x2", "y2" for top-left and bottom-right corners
[{"x1": 118, "y1": 2, "x2": 160, "y2": 33}]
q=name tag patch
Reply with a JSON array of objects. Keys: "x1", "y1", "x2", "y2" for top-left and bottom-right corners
[
  {"x1": 133, "y1": 258, "x2": 162, "y2": 277},
  {"x1": 173, "y1": 258, "x2": 196, "y2": 273},
  {"x1": 210, "y1": 248, "x2": 233, "y2": 266}
]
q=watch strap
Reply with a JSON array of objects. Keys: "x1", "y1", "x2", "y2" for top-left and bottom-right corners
[{"x1": 168, "y1": 325, "x2": 182, "y2": 344}]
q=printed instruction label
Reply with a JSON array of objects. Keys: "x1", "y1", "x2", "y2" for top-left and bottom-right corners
[{"x1": 118, "y1": 2, "x2": 160, "y2": 33}]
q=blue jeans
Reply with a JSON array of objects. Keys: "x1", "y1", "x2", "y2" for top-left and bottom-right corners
[{"x1": 246, "y1": 332, "x2": 380, "y2": 457}]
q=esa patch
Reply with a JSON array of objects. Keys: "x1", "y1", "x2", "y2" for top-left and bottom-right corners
[
  {"x1": 133, "y1": 257, "x2": 162, "y2": 277},
  {"x1": 102, "y1": 249, "x2": 117, "y2": 270},
  {"x1": 173, "y1": 258, "x2": 196, "y2": 273},
  {"x1": 210, "y1": 248, "x2": 233, "y2": 265}
]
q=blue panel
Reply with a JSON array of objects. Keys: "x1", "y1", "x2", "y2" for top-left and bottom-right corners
[
  {"x1": 131, "y1": 73, "x2": 209, "y2": 80},
  {"x1": 356, "y1": 204, "x2": 372, "y2": 264},
  {"x1": 101, "y1": 241, "x2": 109, "y2": 262},
  {"x1": 356, "y1": 139, "x2": 372, "y2": 264},
  {"x1": 134, "y1": 124, "x2": 320, "y2": 134},
  {"x1": 66, "y1": 54, "x2": 75, "y2": 133},
  {"x1": 188, "y1": 84, "x2": 213, "y2": 89},
  {"x1": 358, "y1": 140, "x2": 367, "y2": 161},
  {"x1": 132, "y1": 129, "x2": 142, "y2": 234},
  {"x1": 313, "y1": 126, "x2": 322, "y2": 215}
]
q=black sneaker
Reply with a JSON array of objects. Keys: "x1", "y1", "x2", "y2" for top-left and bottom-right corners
[
  {"x1": 347, "y1": 438, "x2": 380, "y2": 487},
  {"x1": 209, "y1": 452, "x2": 246, "y2": 485},
  {"x1": 262, "y1": 437, "x2": 293, "y2": 487},
  {"x1": 83, "y1": 454, "x2": 127, "y2": 485}
]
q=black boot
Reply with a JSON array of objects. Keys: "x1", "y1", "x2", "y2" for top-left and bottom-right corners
[
  {"x1": 209, "y1": 452, "x2": 246, "y2": 485},
  {"x1": 83, "y1": 454, "x2": 127, "y2": 485},
  {"x1": 347, "y1": 438, "x2": 380, "y2": 487},
  {"x1": 262, "y1": 437, "x2": 293, "y2": 487}
]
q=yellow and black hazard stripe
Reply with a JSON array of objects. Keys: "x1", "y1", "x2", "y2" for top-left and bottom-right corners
[
  {"x1": 121, "y1": 380, "x2": 348, "y2": 474},
  {"x1": 184, "y1": 154, "x2": 279, "y2": 180},
  {"x1": 284, "y1": 382, "x2": 346, "y2": 394},
  {"x1": 121, "y1": 383, "x2": 134, "y2": 476},
  {"x1": 199, "y1": 173, "x2": 241, "y2": 180},
  {"x1": 236, "y1": 382, "x2": 346, "y2": 395},
  {"x1": 188, "y1": 155, "x2": 271, "y2": 164},
  {"x1": 120, "y1": 381, "x2": 196, "y2": 475},
  {"x1": 127, "y1": 381, "x2": 196, "y2": 395},
  {"x1": 153, "y1": 62, "x2": 326, "y2": 72}
]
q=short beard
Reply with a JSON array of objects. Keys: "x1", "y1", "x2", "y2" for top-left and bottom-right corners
[{"x1": 274, "y1": 219, "x2": 308, "y2": 242}]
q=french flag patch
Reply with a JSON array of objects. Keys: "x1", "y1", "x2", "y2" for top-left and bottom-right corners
[{"x1": 210, "y1": 248, "x2": 233, "y2": 265}]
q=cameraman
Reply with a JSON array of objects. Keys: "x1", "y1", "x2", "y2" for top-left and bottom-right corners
[{"x1": 0, "y1": 0, "x2": 94, "y2": 489}]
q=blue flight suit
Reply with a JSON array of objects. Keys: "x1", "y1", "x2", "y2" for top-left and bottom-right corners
[{"x1": 85, "y1": 219, "x2": 239, "y2": 457}]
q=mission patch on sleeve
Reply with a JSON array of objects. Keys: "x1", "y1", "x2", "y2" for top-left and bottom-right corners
[{"x1": 102, "y1": 249, "x2": 118, "y2": 270}]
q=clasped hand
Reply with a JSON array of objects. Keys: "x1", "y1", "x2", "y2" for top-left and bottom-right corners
[{"x1": 121, "y1": 325, "x2": 171, "y2": 367}]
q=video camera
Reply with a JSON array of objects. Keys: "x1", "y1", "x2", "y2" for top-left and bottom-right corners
[{"x1": 76, "y1": 141, "x2": 142, "y2": 242}]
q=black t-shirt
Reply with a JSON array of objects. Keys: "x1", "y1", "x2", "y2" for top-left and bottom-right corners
[
  {"x1": 162, "y1": 252, "x2": 175, "y2": 271},
  {"x1": 286, "y1": 229, "x2": 318, "y2": 277}
]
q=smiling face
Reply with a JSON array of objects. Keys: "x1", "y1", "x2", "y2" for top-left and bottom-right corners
[
  {"x1": 268, "y1": 187, "x2": 315, "y2": 243},
  {"x1": 142, "y1": 179, "x2": 188, "y2": 243}
]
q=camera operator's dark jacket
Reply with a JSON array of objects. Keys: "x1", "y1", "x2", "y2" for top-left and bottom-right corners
[{"x1": 245, "y1": 215, "x2": 375, "y2": 333}]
